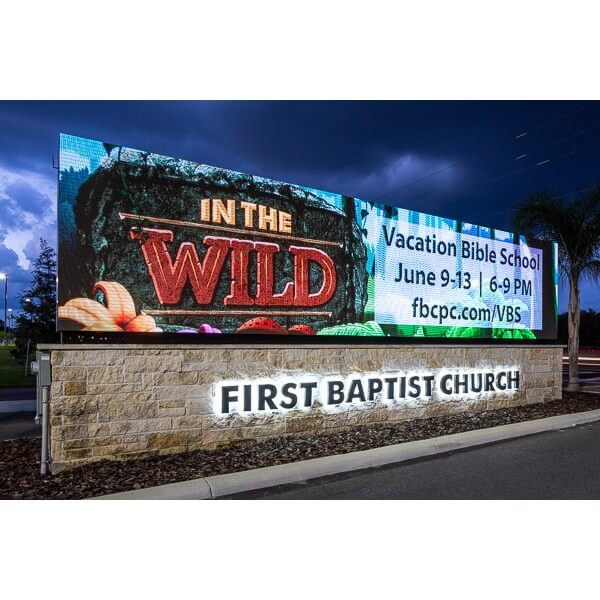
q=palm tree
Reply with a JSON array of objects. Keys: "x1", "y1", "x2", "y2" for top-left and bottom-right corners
[{"x1": 512, "y1": 185, "x2": 600, "y2": 391}]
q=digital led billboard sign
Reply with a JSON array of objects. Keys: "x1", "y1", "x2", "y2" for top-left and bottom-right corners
[{"x1": 57, "y1": 134, "x2": 558, "y2": 340}]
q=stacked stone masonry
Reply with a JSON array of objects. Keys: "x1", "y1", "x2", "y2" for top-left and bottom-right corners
[{"x1": 40, "y1": 344, "x2": 563, "y2": 472}]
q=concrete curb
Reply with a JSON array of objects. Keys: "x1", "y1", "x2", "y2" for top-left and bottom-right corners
[{"x1": 96, "y1": 408, "x2": 600, "y2": 500}]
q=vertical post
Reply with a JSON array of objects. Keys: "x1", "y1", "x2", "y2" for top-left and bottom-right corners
[
  {"x1": 25, "y1": 338, "x2": 31, "y2": 376},
  {"x1": 40, "y1": 385, "x2": 50, "y2": 475},
  {"x1": 1, "y1": 274, "x2": 6, "y2": 335}
]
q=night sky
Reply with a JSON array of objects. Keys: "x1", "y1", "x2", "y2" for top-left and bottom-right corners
[{"x1": 1, "y1": 100, "x2": 600, "y2": 317}]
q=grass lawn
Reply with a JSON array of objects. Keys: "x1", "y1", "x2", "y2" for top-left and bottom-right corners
[{"x1": 0, "y1": 346, "x2": 36, "y2": 388}]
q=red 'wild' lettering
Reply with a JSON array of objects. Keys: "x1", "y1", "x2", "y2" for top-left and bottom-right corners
[{"x1": 130, "y1": 227, "x2": 337, "y2": 307}]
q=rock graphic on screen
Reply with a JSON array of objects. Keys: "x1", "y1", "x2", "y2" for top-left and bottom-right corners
[{"x1": 58, "y1": 140, "x2": 368, "y2": 333}]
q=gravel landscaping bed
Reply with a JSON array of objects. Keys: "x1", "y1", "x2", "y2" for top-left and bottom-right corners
[{"x1": 2, "y1": 391, "x2": 599, "y2": 500}]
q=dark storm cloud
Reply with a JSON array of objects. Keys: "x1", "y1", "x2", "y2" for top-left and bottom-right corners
[
  {"x1": 0, "y1": 101, "x2": 497, "y2": 186},
  {"x1": 0, "y1": 245, "x2": 19, "y2": 274},
  {"x1": 4, "y1": 180, "x2": 52, "y2": 218},
  {"x1": 1, "y1": 100, "x2": 598, "y2": 207},
  {"x1": 1, "y1": 101, "x2": 471, "y2": 213},
  {"x1": 0, "y1": 245, "x2": 31, "y2": 315}
]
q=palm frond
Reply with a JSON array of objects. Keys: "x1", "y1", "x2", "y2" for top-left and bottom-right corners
[
  {"x1": 581, "y1": 259, "x2": 600, "y2": 283},
  {"x1": 512, "y1": 184, "x2": 600, "y2": 284}
]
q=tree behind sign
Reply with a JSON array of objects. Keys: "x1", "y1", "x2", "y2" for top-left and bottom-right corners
[{"x1": 11, "y1": 239, "x2": 58, "y2": 361}]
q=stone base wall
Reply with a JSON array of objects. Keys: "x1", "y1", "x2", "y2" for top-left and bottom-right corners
[{"x1": 41, "y1": 344, "x2": 563, "y2": 473}]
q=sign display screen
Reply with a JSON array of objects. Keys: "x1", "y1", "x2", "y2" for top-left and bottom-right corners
[{"x1": 57, "y1": 134, "x2": 558, "y2": 340}]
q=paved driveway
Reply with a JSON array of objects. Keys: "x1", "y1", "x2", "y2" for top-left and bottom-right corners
[
  {"x1": 227, "y1": 421, "x2": 600, "y2": 499},
  {"x1": 0, "y1": 412, "x2": 40, "y2": 441}
]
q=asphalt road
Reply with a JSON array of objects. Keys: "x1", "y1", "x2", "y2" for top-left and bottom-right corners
[
  {"x1": 0, "y1": 412, "x2": 40, "y2": 441},
  {"x1": 227, "y1": 420, "x2": 600, "y2": 499},
  {"x1": 0, "y1": 387, "x2": 35, "y2": 401},
  {"x1": 0, "y1": 387, "x2": 36, "y2": 415}
]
